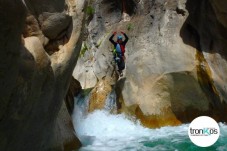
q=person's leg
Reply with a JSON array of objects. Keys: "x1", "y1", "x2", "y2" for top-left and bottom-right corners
[
  {"x1": 117, "y1": 58, "x2": 125, "y2": 77},
  {"x1": 119, "y1": 57, "x2": 125, "y2": 70}
]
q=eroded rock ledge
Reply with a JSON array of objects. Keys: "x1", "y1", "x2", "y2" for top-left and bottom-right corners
[
  {"x1": 0, "y1": 0, "x2": 86, "y2": 150},
  {"x1": 73, "y1": 0, "x2": 227, "y2": 128}
]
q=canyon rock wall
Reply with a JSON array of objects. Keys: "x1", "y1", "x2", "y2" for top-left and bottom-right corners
[
  {"x1": 74, "y1": 0, "x2": 227, "y2": 128},
  {"x1": 0, "y1": 0, "x2": 85, "y2": 150}
]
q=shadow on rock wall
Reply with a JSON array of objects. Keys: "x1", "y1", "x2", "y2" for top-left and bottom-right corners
[
  {"x1": 178, "y1": 0, "x2": 227, "y2": 122},
  {"x1": 102, "y1": 0, "x2": 137, "y2": 15}
]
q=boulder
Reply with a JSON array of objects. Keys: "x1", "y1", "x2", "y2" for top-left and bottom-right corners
[
  {"x1": 73, "y1": 62, "x2": 98, "y2": 89},
  {"x1": 39, "y1": 12, "x2": 72, "y2": 40},
  {"x1": 23, "y1": 14, "x2": 49, "y2": 46}
]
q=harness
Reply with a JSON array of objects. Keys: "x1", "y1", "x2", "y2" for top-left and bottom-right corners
[
  {"x1": 114, "y1": 43, "x2": 124, "y2": 56},
  {"x1": 112, "y1": 43, "x2": 126, "y2": 71}
]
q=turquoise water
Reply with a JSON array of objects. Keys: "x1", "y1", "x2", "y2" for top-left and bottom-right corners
[
  {"x1": 72, "y1": 92, "x2": 227, "y2": 151},
  {"x1": 72, "y1": 110, "x2": 227, "y2": 151}
]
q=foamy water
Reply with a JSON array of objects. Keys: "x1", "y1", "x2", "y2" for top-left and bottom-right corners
[
  {"x1": 72, "y1": 91, "x2": 227, "y2": 151},
  {"x1": 73, "y1": 109, "x2": 227, "y2": 151}
]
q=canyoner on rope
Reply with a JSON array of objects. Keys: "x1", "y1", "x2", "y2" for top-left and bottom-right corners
[{"x1": 109, "y1": 31, "x2": 129, "y2": 77}]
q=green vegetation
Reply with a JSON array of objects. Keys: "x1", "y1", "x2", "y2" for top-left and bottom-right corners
[
  {"x1": 97, "y1": 40, "x2": 102, "y2": 48},
  {"x1": 86, "y1": 6, "x2": 95, "y2": 17},
  {"x1": 127, "y1": 23, "x2": 134, "y2": 31},
  {"x1": 80, "y1": 43, "x2": 88, "y2": 57},
  {"x1": 82, "y1": 88, "x2": 93, "y2": 97}
]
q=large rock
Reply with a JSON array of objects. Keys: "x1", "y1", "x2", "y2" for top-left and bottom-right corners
[
  {"x1": 76, "y1": 0, "x2": 227, "y2": 128},
  {"x1": 55, "y1": 101, "x2": 81, "y2": 150},
  {"x1": 120, "y1": 0, "x2": 227, "y2": 127},
  {"x1": 0, "y1": 0, "x2": 27, "y2": 123},
  {"x1": 88, "y1": 77, "x2": 112, "y2": 112},
  {"x1": 39, "y1": 12, "x2": 72, "y2": 40},
  {"x1": 73, "y1": 56, "x2": 98, "y2": 89},
  {"x1": 183, "y1": 0, "x2": 227, "y2": 104},
  {"x1": 0, "y1": 0, "x2": 86, "y2": 150},
  {"x1": 22, "y1": 1, "x2": 72, "y2": 54},
  {"x1": 23, "y1": 14, "x2": 49, "y2": 46}
]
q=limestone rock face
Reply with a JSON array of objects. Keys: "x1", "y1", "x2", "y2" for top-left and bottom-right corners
[
  {"x1": 24, "y1": 0, "x2": 66, "y2": 15},
  {"x1": 210, "y1": 0, "x2": 227, "y2": 28},
  {"x1": 73, "y1": 0, "x2": 121, "y2": 89},
  {"x1": 0, "y1": 0, "x2": 86, "y2": 150},
  {"x1": 73, "y1": 61, "x2": 98, "y2": 89},
  {"x1": 88, "y1": 77, "x2": 112, "y2": 112},
  {"x1": 0, "y1": 0, "x2": 27, "y2": 125},
  {"x1": 65, "y1": 77, "x2": 82, "y2": 115},
  {"x1": 184, "y1": 0, "x2": 227, "y2": 104},
  {"x1": 55, "y1": 101, "x2": 81, "y2": 150},
  {"x1": 74, "y1": 0, "x2": 227, "y2": 128},
  {"x1": 121, "y1": 0, "x2": 227, "y2": 127}
]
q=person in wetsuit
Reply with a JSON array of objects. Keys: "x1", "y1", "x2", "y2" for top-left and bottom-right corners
[{"x1": 109, "y1": 31, "x2": 129, "y2": 76}]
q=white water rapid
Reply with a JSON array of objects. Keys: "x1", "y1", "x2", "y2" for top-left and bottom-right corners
[{"x1": 72, "y1": 90, "x2": 227, "y2": 151}]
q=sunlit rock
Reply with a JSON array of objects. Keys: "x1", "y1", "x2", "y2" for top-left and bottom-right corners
[
  {"x1": 88, "y1": 77, "x2": 112, "y2": 112},
  {"x1": 75, "y1": 0, "x2": 227, "y2": 128}
]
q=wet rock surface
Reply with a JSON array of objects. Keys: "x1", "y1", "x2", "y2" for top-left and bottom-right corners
[{"x1": 73, "y1": 0, "x2": 227, "y2": 128}]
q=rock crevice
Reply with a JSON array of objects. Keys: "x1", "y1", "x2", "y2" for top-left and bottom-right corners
[{"x1": 73, "y1": 0, "x2": 227, "y2": 128}]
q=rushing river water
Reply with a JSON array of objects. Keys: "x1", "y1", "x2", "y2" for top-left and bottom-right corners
[{"x1": 72, "y1": 91, "x2": 227, "y2": 151}]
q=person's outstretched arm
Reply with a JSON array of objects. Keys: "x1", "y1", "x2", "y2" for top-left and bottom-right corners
[
  {"x1": 121, "y1": 31, "x2": 129, "y2": 44},
  {"x1": 109, "y1": 32, "x2": 117, "y2": 45}
]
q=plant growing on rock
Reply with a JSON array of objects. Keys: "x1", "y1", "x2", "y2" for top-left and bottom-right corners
[
  {"x1": 80, "y1": 43, "x2": 88, "y2": 57},
  {"x1": 127, "y1": 23, "x2": 134, "y2": 31},
  {"x1": 86, "y1": 6, "x2": 95, "y2": 18}
]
